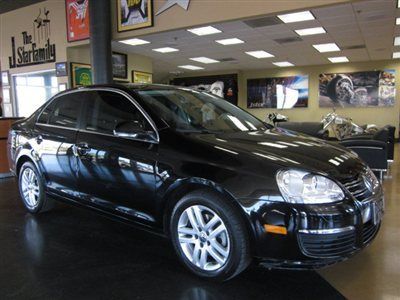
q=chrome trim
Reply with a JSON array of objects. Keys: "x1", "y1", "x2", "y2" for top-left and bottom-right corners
[
  {"x1": 78, "y1": 129, "x2": 158, "y2": 144},
  {"x1": 35, "y1": 123, "x2": 78, "y2": 131},
  {"x1": 35, "y1": 87, "x2": 160, "y2": 143},
  {"x1": 298, "y1": 226, "x2": 355, "y2": 235}
]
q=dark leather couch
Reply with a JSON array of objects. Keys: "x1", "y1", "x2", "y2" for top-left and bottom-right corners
[{"x1": 277, "y1": 122, "x2": 329, "y2": 139}]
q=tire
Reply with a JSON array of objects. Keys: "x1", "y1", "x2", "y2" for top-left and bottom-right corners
[
  {"x1": 18, "y1": 161, "x2": 54, "y2": 214},
  {"x1": 170, "y1": 189, "x2": 251, "y2": 281},
  {"x1": 327, "y1": 75, "x2": 354, "y2": 103}
]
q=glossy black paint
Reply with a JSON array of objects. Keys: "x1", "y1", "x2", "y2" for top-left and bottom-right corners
[{"x1": 7, "y1": 84, "x2": 382, "y2": 268}]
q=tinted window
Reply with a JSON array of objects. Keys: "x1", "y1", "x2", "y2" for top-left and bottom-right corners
[
  {"x1": 84, "y1": 91, "x2": 150, "y2": 134},
  {"x1": 38, "y1": 93, "x2": 81, "y2": 128},
  {"x1": 137, "y1": 88, "x2": 265, "y2": 133}
]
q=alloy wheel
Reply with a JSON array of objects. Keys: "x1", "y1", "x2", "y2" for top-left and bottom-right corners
[
  {"x1": 20, "y1": 168, "x2": 40, "y2": 209},
  {"x1": 177, "y1": 205, "x2": 230, "y2": 271}
]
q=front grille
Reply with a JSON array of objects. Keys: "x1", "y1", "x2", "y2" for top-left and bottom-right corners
[
  {"x1": 363, "y1": 221, "x2": 379, "y2": 244},
  {"x1": 298, "y1": 230, "x2": 356, "y2": 258},
  {"x1": 341, "y1": 174, "x2": 372, "y2": 201}
]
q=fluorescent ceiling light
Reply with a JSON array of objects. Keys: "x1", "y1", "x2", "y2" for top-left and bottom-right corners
[
  {"x1": 152, "y1": 47, "x2": 179, "y2": 53},
  {"x1": 328, "y1": 56, "x2": 349, "y2": 63},
  {"x1": 119, "y1": 38, "x2": 150, "y2": 46},
  {"x1": 313, "y1": 43, "x2": 340, "y2": 52},
  {"x1": 395, "y1": 36, "x2": 400, "y2": 46},
  {"x1": 178, "y1": 65, "x2": 204, "y2": 70},
  {"x1": 398, "y1": 0, "x2": 400, "y2": 8},
  {"x1": 393, "y1": 52, "x2": 400, "y2": 59},
  {"x1": 245, "y1": 50, "x2": 274, "y2": 59},
  {"x1": 273, "y1": 61, "x2": 294, "y2": 67},
  {"x1": 187, "y1": 26, "x2": 221, "y2": 36},
  {"x1": 215, "y1": 38, "x2": 244, "y2": 45},
  {"x1": 295, "y1": 27, "x2": 326, "y2": 36},
  {"x1": 277, "y1": 11, "x2": 315, "y2": 23},
  {"x1": 396, "y1": 17, "x2": 400, "y2": 25},
  {"x1": 189, "y1": 57, "x2": 220, "y2": 64}
]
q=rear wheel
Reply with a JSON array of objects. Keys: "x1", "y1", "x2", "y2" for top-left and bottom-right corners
[
  {"x1": 170, "y1": 190, "x2": 251, "y2": 281},
  {"x1": 18, "y1": 161, "x2": 54, "y2": 213}
]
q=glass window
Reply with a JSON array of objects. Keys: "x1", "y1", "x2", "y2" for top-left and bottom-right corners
[
  {"x1": 137, "y1": 88, "x2": 265, "y2": 133},
  {"x1": 85, "y1": 91, "x2": 150, "y2": 134},
  {"x1": 46, "y1": 94, "x2": 81, "y2": 128}
]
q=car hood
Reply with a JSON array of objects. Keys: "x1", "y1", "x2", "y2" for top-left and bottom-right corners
[{"x1": 187, "y1": 128, "x2": 365, "y2": 179}]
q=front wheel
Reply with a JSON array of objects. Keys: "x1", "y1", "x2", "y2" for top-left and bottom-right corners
[
  {"x1": 170, "y1": 190, "x2": 251, "y2": 281},
  {"x1": 18, "y1": 161, "x2": 54, "y2": 213}
]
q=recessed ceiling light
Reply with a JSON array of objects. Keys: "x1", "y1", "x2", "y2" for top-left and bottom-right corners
[
  {"x1": 189, "y1": 57, "x2": 220, "y2": 64},
  {"x1": 245, "y1": 50, "x2": 274, "y2": 59},
  {"x1": 178, "y1": 65, "x2": 204, "y2": 70},
  {"x1": 215, "y1": 38, "x2": 244, "y2": 45},
  {"x1": 119, "y1": 38, "x2": 150, "y2": 46},
  {"x1": 187, "y1": 26, "x2": 222, "y2": 36},
  {"x1": 152, "y1": 47, "x2": 179, "y2": 53},
  {"x1": 394, "y1": 36, "x2": 400, "y2": 46},
  {"x1": 398, "y1": 0, "x2": 400, "y2": 8},
  {"x1": 396, "y1": 17, "x2": 400, "y2": 25},
  {"x1": 313, "y1": 43, "x2": 340, "y2": 52},
  {"x1": 277, "y1": 11, "x2": 315, "y2": 23},
  {"x1": 328, "y1": 56, "x2": 349, "y2": 63},
  {"x1": 273, "y1": 61, "x2": 294, "y2": 67},
  {"x1": 393, "y1": 52, "x2": 400, "y2": 59},
  {"x1": 295, "y1": 27, "x2": 326, "y2": 36}
]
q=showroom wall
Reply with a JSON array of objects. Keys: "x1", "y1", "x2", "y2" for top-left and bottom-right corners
[
  {"x1": 175, "y1": 59, "x2": 400, "y2": 137},
  {"x1": 67, "y1": 45, "x2": 153, "y2": 83}
]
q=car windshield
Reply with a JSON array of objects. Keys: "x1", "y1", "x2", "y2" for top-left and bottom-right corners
[{"x1": 137, "y1": 88, "x2": 266, "y2": 133}]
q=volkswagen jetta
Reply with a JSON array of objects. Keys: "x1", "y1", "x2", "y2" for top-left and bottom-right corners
[{"x1": 7, "y1": 84, "x2": 384, "y2": 280}]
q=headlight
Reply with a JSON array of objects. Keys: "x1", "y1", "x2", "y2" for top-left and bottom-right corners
[{"x1": 276, "y1": 170, "x2": 345, "y2": 204}]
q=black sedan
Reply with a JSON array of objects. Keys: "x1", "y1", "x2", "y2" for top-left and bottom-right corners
[{"x1": 7, "y1": 84, "x2": 384, "y2": 280}]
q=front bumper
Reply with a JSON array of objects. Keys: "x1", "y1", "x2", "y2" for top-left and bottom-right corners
[{"x1": 239, "y1": 193, "x2": 384, "y2": 269}]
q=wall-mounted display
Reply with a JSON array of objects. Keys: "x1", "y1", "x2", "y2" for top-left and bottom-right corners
[
  {"x1": 132, "y1": 70, "x2": 152, "y2": 84},
  {"x1": 56, "y1": 62, "x2": 68, "y2": 77},
  {"x1": 1, "y1": 71, "x2": 10, "y2": 86},
  {"x1": 66, "y1": 0, "x2": 90, "y2": 42},
  {"x1": 319, "y1": 70, "x2": 395, "y2": 107},
  {"x1": 171, "y1": 74, "x2": 238, "y2": 105},
  {"x1": 112, "y1": 52, "x2": 128, "y2": 79},
  {"x1": 247, "y1": 75, "x2": 309, "y2": 109},
  {"x1": 117, "y1": 0, "x2": 153, "y2": 32},
  {"x1": 71, "y1": 63, "x2": 92, "y2": 87},
  {"x1": 8, "y1": 7, "x2": 56, "y2": 68}
]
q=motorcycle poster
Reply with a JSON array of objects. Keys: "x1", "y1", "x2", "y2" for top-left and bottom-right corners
[
  {"x1": 319, "y1": 70, "x2": 395, "y2": 107},
  {"x1": 247, "y1": 75, "x2": 309, "y2": 109}
]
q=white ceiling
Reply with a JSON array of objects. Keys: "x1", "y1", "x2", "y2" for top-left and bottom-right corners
[{"x1": 112, "y1": 0, "x2": 400, "y2": 82}]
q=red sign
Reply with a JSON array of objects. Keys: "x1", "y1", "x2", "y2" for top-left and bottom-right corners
[{"x1": 66, "y1": 0, "x2": 90, "y2": 42}]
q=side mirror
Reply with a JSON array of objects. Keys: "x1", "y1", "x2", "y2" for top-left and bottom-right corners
[{"x1": 113, "y1": 121, "x2": 158, "y2": 143}]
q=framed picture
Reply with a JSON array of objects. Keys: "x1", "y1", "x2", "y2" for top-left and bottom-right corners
[
  {"x1": 66, "y1": 0, "x2": 90, "y2": 42},
  {"x1": 112, "y1": 52, "x2": 128, "y2": 79},
  {"x1": 117, "y1": 0, "x2": 153, "y2": 32},
  {"x1": 247, "y1": 75, "x2": 309, "y2": 109},
  {"x1": 56, "y1": 62, "x2": 68, "y2": 77},
  {"x1": 1, "y1": 71, "x2": 10, "y2": 86},
  {"x1": 319, "y1": 70, "x2": 395, "y2": 107},
  {"x1": 171, "y1": 74, "x2": 238, "y2": 105},
  {"x1": 132, "y1": 70, "x2": 152, "y2": 84},
  {"x1": 70, "y1": 62, "x2": 92, "y2": 87},
  {"x1": 58, "y1": 83, "x2": 67, "y2": 91}
]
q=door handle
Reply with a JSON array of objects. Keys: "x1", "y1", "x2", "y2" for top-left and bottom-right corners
[{"x1": 74, "y1": 143, "x2": 91, "y2": 156}]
